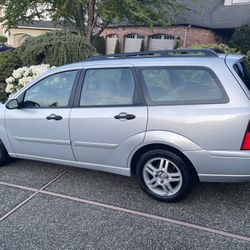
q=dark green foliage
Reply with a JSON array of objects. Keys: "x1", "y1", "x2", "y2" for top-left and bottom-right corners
[
  {"x1": 230, "y1": 25, "x2": 250, "y2": 54},
  {"x1": 190, "y1": 43, "x2": 239, "y2": 54},
  {"x1": 0, "y1": 50, "x2": 21, "y2": 101},
  {"x1": 140, "y1": 40, "x2": 145, "y2": 52},
  {"x1": 94, "y1": 36, "x2": 106, "y2": 55},
  {"x1": 0, "y1": 0, "x2": 189, "y2": 42},
  {"x1": 174, "y1": 38, "x2": 180, "y2": 49},
  {"x1": 0, "y1": 36, "x2": 7, "y2": 43},
  {"x1": 114, "y1": 39, "x2": 120, "y2": 54},
  {"x1": 16, "y1": 31, "x2": 97, "y2": 66}
]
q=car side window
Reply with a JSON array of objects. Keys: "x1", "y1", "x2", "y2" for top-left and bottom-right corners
[
  {"x1": 139, "y1": 67, "x2": 228, "y2": 105},
  {"x1": 80, "y1": 68, "x2": 136, "y2": 106},
  {"x1": 23, "y1": 71, "x2": 78, "y2": 108}
]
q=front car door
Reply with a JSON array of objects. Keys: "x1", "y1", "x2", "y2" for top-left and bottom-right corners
[
  {"x1": 5, "y1": 69, "x2": 80, "y2": 161},
  {"x1": 70, "y1": 66, "x2": 147, "y2": 175}
]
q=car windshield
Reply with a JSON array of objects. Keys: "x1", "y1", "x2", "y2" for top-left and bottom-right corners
[{"x1": 233, "y1": 59, "x2": 250, "y2": 91}]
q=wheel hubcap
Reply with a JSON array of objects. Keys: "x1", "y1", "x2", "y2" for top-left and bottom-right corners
[{"x1": 142, "y1": 157, "x2": 183, "y2": 196}]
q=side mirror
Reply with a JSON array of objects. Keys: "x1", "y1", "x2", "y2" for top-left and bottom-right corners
[{"x1": 6, "y1": 99, "x2": 19, "y2": 109}]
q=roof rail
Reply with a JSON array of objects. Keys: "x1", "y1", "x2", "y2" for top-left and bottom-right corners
[{"x1": 87, "y1": 49, "x2": 219, "y2": 61}]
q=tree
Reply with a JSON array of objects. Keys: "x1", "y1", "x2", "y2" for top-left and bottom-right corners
[
  {"x1": 0, "y1": 0, "x2": 188, "y2": 43},
  {"x1": 0, "y1": 50, "x2": 21, "y2": 101},
  {"x1": 190, "y1": 43, "x2": 239, "y2": 54},
  {"x1": 16, "y1": 31, "x2": 96, "y2": 66},
  {"x1": 230, "y1": 24, "x2": 250, "y2": 54},
  {"x1": 94, "y1": 36, "x2": 106, "y2": 54},
  {"x1": 0, "y1": 35, "x2": 7, "y2": 43}
]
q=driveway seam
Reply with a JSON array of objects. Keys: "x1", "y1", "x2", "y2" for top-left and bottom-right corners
[
  {"x1": 0, "y1": 177, "x2": 249, "y2": 243},
  {"x1": 40, "y1": 190, "x2": 250, "y2": 243},
  {"x1": 0, "y1": 168, "x2": 69, "y2": 223},
  {"x1": 0, "y1": 181, "x2": 37, "y2": 192}
]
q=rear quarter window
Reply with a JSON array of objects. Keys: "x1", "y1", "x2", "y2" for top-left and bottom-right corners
[
  {"x1": 233, "y1": 59, "x2": 250, "y2": 91},
  {"x1": 138, "y1": 66, "x2": 228, "y2": 105}
]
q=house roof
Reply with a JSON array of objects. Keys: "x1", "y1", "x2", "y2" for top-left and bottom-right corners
[
  {"x1": 17, "y1": 20, "x2": 74, "y2": 30},
  {"x1": 173, "y1": 0, "x2": 250, "y2": 29},
  {"x1": 109, "y1": 0, "x2": 250, "y2": 29}
]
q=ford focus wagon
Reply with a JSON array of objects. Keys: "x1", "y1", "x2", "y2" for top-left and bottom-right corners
[{"x1": 1, "y1": 49, "x2": 250, "y2": 202}]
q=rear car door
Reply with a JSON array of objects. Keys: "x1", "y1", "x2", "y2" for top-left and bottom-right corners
[{"x1": 70, "y1": 66, "x2": 147, "y2": 171}]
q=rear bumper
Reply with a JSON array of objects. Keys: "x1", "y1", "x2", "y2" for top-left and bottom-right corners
[{"x1": 184, "y1": 150, "x2": 250, "y2": 182}]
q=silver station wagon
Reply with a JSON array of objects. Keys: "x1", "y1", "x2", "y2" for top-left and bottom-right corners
[{"x1": 1, "y1": 49, "x2": 250, "y2": 202}]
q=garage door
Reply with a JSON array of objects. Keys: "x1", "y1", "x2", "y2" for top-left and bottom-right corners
[
  {"x1": 106, "y1": 35, "x2": 118, "y2": 55},
  {"x1": 124, "y1": 34, "x2": 144, "y2": 53},
  {"x1": 148, "y1": 34, "x2": 176, "y2": 51}
]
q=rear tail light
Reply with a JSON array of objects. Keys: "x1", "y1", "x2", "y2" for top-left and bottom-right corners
[{"x1": 241, "y1": 121, "x2": 250, "y2": 150}]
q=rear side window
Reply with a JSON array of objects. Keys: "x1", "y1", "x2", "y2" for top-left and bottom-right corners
[
  {"x1": 80, "y1": 68, "x2": 136, "y2": 106},
  {"x1": 233, "y1": 60, "x2": 250, "y2": 91},
  {"x1": 138, "y1": 67, "x2": 228, "y2": 105}
]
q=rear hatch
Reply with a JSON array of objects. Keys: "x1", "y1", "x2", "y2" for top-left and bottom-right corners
[{"x1": 226, "y1": 56, "x2": 250, "y2": 150}]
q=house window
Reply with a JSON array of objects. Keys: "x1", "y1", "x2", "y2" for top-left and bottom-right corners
[
  {"x1": 125, "y1": 34, "x2": 145, "y2": 39},
  {"x1": 151, "y1": 35, "x2": 163, "y2": 40},
  {"x1": 233, "y1": 0, "x2": 250, "y2": 4},
  {"x1": 164, "y1": 35, "x2": 175, "y2": 40},
  {"x1": 151, "y1": 34, "x2": 175, "y2": 40},
  {"x1": 126, "y1": 34, "x2": 135, "y2": 39},
  {"x1": 225, "y1": 0, "x2": 250, "y2": 5}
]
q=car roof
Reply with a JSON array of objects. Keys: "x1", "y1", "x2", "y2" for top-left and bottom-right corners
[{"x1": 52, "y1": 49, "x2": 246, "y2": 71}]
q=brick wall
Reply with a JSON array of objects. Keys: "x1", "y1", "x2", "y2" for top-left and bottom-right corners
[{"x1": 102, "y1": 25, "x2": 218, "y2": 52}]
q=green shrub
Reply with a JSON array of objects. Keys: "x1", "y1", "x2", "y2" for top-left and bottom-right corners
[
  {"x1": 16, "y1": 31, "x2": 97, "y2": 66},
  {"x1": 190, "y1": 43, "x2": 239, "y2": 54},
  {"x1": 230, "y1": 24, "x2": 250, "y2": 54},
  {"x1": 174, "y1": 38, "x2": 180, "y2": 49},
  {"x1": 140, "y1": 40, "x2": 145, "y2": 52},
  {"x1": 0, "y1": 36, "x2": 7, "y2": 43},
  {"x1": 114, "y1": 39, "x2": 120, "y2": 54},
  {"x1": 94, "y1": 36, "x2": 106, "y2": 55},
  {"x1": 0, "y1": 50, "x2": 21, "y2": 101}
]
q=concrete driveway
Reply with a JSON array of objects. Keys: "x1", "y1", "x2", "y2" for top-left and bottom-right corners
[{"x1": 0, "y1": 159, "x2": 249, "y2": 250}]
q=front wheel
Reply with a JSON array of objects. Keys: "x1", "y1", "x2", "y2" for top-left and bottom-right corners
[
  {"x1": 0, "y1": 141, "x2": 11, "y2": 166},
  {"x1": 136, "y1": 149, "x2": 195, "y2": 202}
]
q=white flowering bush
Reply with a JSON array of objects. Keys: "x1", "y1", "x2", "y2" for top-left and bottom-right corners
[{"x1": 5, "y1": 64, "x2": 55, "y2": 94}]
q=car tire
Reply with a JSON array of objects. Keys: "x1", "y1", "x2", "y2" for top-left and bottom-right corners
[
  {"x1": 136, "y1": 149, "x2": 195, "y2": 202},
  {"x1": 0, "y1": 140, "x2": 10, "y2": 166}
]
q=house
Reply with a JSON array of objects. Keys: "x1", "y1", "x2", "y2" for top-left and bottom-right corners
[
  {"x1": 102, "y1": 0, "x2": 250, "y2": 54},
  {"x1": 1, "y1": 0, "x2": 250, "y2": 51},
  {"x1": 0, "y1": 8, "x2": 65, "y2": 47}
]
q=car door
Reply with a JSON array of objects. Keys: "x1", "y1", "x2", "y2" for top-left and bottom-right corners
[
  {"x1": 70, "y1": 66, "x2": 147, "y2": 170},
  {"x1": 5, "y1": 70, "x2": 80, "y2": 161}
]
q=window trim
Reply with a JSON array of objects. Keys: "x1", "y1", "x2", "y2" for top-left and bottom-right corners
[
  {"x1": 136, "y1": 66, "x2": 229, "y2": 106},
  {"x1": 73, "y1": 67, "x2": 145, "y2": 108},
  {"x1": 20, "y1": 70, "x2": 81, "y2": 109}
]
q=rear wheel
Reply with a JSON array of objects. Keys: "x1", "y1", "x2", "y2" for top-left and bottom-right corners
[{"x1": 136, "y1": 149, "x2": 195, "y2": 202}]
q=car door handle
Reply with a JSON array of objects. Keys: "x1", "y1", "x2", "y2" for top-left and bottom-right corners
[
  {"x1": 114, "y1": 113, "x2": 136, "y2": 120},
  {"x1": 46, "y1": 114, "x2": 63, "y2": 121}
]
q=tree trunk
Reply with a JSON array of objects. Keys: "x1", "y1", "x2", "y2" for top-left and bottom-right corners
[
  {"x1": 86, "y1": 0, "x2": 96, "y2": 42},
  {"x1": 75, "y1": 2, "x2": 85, "y2": 37}
]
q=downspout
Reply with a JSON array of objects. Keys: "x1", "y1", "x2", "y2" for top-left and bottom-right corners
[{"x1": 183, "y1": 25, "x2": 191, "y2": 48}]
